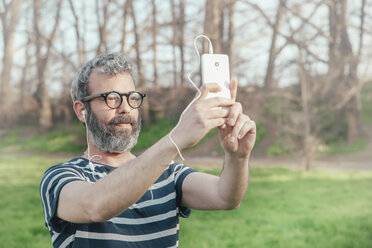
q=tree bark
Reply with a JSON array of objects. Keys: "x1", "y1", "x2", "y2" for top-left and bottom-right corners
[
  {"x1": 96, "y1": 0, "x2": 111, "y2": 55},
  {"x1": 120, "y1": 0, "x2": 130, "y2": 53},
  {"x1": 170, "y1": 0, "x2": 179, "y2": 87},
  {"x1": 178, "y1": 0, "x2": 185, "y2": 87},
  {"x1": 203, "y1": 0, "x2": 224, "y2": 54},
  {"x1": 129, "y1": 0, "x2": 144, "y2": 88},
  {"x1": 68, "y1": 0, "x2": 85, "y2": 65},
  {"x1": 151, "y1": 0, "x2": 159, "y2": 88},
  {"x1": 299, "y1": 48, "x2": 311, "y2": 170},
  {"x1": 264, "y1": 0, "x2": 286, "y2": 90},
  {"x1": 33, "y1": 0, "x2": 63, "y2": 130},
  {"x1": 129, "y1": 1, "x2": 149, "y2": 126},
  {"x1": 326, "y1": 0, "x2": 362, "y2": 145},
  {"x1": 226, "y1": 0, "x2": 236, "y2": 70},
  {"x1": 0, "y1": 0, "x2": 24, "y2": 125}
]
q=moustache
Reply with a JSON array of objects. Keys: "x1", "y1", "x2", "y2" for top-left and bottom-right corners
[{"x1": 108, "y1": 115, "x2": 136, "y2": 126}]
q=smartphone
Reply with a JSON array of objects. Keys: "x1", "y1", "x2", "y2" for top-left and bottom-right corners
[{"x1": 201, "y1": 53, "x2": 231, "y2": 99}]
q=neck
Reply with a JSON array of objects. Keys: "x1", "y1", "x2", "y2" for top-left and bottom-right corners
[{"x1": 83, "y1": 141, "x2": 136, "y2": 167}]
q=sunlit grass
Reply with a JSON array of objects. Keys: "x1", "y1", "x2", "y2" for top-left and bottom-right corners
[
  {"x1": 324, "y1": 138, "x2": 368, "y2": 155},
  {"x1": 180, "y1": 168, "x2": 372, "y2": 248},
  {"x1": 0, "y1": 157, "x2": 61, "y2": 248},
  {"x1": 0, "y1": 157, "x2": 371, "y2": 248}
]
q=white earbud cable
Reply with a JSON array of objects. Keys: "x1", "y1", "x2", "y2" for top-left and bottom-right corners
[
  {"x1": 83, "y1": 113, "x2": 102, "y2": 175},
  {"x1": 168, "y1": 35, "x2": 213, "y2": 161}
]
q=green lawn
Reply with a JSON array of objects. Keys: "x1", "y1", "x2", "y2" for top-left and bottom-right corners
[{"x1": 0, "y1": 156, "x2": 371, "y2": 248}]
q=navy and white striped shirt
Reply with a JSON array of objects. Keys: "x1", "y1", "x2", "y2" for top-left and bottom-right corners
[{"x1": 40, "y1": 157, "x2": 196, "y2": 248}]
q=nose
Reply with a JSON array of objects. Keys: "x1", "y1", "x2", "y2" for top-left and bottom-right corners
[{"x1": 117, "y1": 96, "x2": 132, "y2": 114}]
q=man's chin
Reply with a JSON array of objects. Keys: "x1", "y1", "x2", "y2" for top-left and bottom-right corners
[
  {"x1": 116, "y1": 123, "x2": 133, "y2": 128},
  {"x1": 111, "y1": 125, "x2": 133, "y2": 135}
]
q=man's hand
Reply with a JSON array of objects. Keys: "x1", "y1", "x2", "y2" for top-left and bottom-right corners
[
  {"x1": 172, "y1": 83, "x2": 234, "y2": 150},
  {"x1": 180, "y1": 79, "x2": 255, "y2": 210},
  {"x1": 219, "y1": 79, "x2": 256, "y2": 158}
]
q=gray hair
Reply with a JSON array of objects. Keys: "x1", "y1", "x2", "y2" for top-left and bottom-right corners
[{"x1": 70, "y1": 52, "x2": 137, "y2": 102}]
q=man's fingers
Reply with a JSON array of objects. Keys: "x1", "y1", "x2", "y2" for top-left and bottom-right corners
[
  {"x1": 230, "y1": 78, "x2": 238, "y2": 101},
  {"x1": 238, "y1": 120, "x2": 256, "y2": 140},
  {"x1": 203, "y1": 97, "x2": 234, "y2": 109},
  {"x1": 203, "y1": 117, "x2": 227, "y2": 130},
  {"x1": 199, "y1": 83, "x2": 222, "y2": 100},
  {"x1": 205, "y1": 107, "x2": 230, "y2": 119},
  {"x1": 229, "y1": 115, "x2": 247, "y2": 142},
  {"x1": 227, "y1": 102, "x2": 242, "y2": 126}
]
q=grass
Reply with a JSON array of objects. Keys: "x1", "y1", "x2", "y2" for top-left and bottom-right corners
[
  {"x1": 1, "y1": 156, "x2": 371, "y2": 248},
  {"x1": 361, "y1": 80, "x2": 372, "y2": 125},
  {"x1": 267, "y1": 141, "x2": 291, "y2": 156},
  {"x1": 0, "y1": 118, "x2": 229, "y2": 155},
  {"x1": 0, "y1": 157, "x2": 60, "y2": 247},
  {"x1": 180, "y1": 168, "x2": 372, "y2": 248},
  {"x1": 0, "y1": 123, "x2": 86, "y2": 154},
  {"x1": 323, "y1": 138, "x2": 369, "y2": 155},
  {"x1": 133, "y1": 118, "x2": 176, "y2": 152}
]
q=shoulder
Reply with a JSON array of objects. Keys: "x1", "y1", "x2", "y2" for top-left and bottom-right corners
[
  {"x1": 164, "y1": 161, "x2": 198, "y2": 184},
  {"x1": 43, "y1": 157, "x2": 87, "y2": 177},
  {"x1": 40, "y1": 158, "x2": 88, "y2": 190}
]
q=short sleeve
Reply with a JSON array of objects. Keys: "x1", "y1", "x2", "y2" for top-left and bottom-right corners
[
  {"x1": 39, "y1": 164, "x2": 85, "y2": 232},
  {"x1": 171, "y1": 162, "x2": 197, "y2": 218}
]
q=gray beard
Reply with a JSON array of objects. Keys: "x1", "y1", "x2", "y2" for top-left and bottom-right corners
[{"x1": 87, "y1": 111, "x2": 141, "y2": 153}]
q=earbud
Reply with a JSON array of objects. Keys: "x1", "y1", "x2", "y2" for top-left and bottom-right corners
[{"x1": 82, "y1": 110, "x2": 86, "y2": 121}]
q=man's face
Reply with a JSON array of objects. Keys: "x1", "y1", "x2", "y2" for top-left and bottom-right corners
[{"x1": 86, "y1": 71, "x2": 141, "y2": 153}]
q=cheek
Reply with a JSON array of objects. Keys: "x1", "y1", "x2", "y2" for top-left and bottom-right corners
[
  {"x1": 90, "y1": 105, "x2": 114, "y2": 124},
  {"x1": 133, "y1": 109, "x2": 140, "y2": 119}
]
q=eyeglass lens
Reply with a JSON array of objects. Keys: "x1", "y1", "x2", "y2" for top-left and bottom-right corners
[{"x1": 106, "y1": 92, "x2": 143, "y2": 109}]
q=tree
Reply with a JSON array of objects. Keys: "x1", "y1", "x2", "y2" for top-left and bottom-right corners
[
  {"x1": 264, "y1": 0, "x2": 286, "y2": 90},
  {"x1": 68, "y1": 0, "x2": 86, "y2": 66},
  {"x1": 0, "y1": 0, "x2": 24, "y2": 126},
  {"x1": 151, "y1": 0, "x2": 159, "y2": 88},
  {"x1": 33, "y1": 0, "x2": 63, "y2": 130},
  {"x1": 95, "y1": 0, "x2": 113, "y2": 55},
  {"x1": 326, "y1": 0, "x2": 365, "y2": 145},
  {"x1": 120, "y1": 0, "x2": 130, "y2": 54}
]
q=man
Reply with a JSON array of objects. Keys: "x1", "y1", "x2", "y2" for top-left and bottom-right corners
[{"x1": 40, "y1": 52, "x2": 256, "y2": 247}]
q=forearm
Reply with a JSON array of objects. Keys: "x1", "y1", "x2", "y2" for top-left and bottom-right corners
[
  {"x1": 85, "y1": 135, "x2": 178, "y2": 222},
  {"x1": 218, "y1": 153, "x2": 250, "y2": 209}
]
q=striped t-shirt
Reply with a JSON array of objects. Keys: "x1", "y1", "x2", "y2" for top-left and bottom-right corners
[{"x1": 40, "y1": 157, "x2": 196, "y2": 248}]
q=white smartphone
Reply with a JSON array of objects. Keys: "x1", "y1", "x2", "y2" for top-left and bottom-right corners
[{"x1": 201, "y1": 53, "x2": 231, "y2": 99}]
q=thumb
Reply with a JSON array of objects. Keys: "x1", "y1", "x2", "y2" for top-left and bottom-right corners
[{"x1": 199, "y1": 83, "x2": 222, "y2": 99}]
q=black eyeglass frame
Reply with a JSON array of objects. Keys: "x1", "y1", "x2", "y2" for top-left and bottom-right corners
[{"x1": 81, "y1": 91, "x2": 146, "y2": 109}]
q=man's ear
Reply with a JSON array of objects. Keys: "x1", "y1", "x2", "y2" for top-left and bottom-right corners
[{"x1": 73, "y1": 101, "x2": 86, "y2": 123}]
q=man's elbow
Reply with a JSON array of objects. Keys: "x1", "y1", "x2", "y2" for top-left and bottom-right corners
[
  {"x1": 82, "y1": 194, "x2": 109, "y2": 223},
  {"x1": 86, "y1": 208, "x2": 107, "y2": 223},
  {"x1": 223, "y1": 201, "x2": 241, "y2": 210}
]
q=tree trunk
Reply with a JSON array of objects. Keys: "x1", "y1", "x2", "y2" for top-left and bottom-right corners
[
  {"x1": 68, "y1": 0, "x2": 85, "y2": 65},
  {"x1": 226, "y1": 0, "x2": 236, "y2": 71},
  {"x1": 325, "y1": 0, "x2": 362, "y2": 145},
  {"x1": 33, "y1": 0, "x2": 63, "y2": 130},
  {"x1": 299, "y1": 49, "x2": 311, "y2": 170},
  {"x1": 170, "y1": 0, "x2": 178, "y2": 87},
  {"x1": 129, "y1": 1, "x2": 149, "y2": 126},
  {"x1": 20, "y1": 37, "x2": 32, "y2": 113},
  {"x1": 151, "y1": 0, "x2": 159, "y2": 88},
  {"x1": 203, "y1": 0, "x2": 224, "y2": 54},
  {"x1": 0, "y1": 0, "x2": 24, "y2": 125},
  {"x1": 96, "y1": 0, "x2": 110, "y2": 55},
  {"x1": 129, "y1": 0, "x2": 144, "y2": 88},
  {"x1": 264, "y1": 0, "x2": 286, "y2": 90},
  {"x1": 178, "y1": 0, "x2": 185, "y2": 87},
  {"x1": 120, "y1": 0, "x2": 130, "y2": 53}
]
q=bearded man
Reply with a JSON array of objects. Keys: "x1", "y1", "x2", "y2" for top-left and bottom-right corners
[{"x1": 40, "y1": 52, "x2": 256, "y2": 248}]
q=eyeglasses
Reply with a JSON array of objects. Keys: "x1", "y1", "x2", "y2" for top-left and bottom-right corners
[{"x1": 81, "y1": 91, "x2": 146, "y2": 109}]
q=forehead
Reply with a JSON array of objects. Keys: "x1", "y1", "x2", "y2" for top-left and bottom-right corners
[{"x1": 88, "y1": 71, "x2": 135, "y2": 94}]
